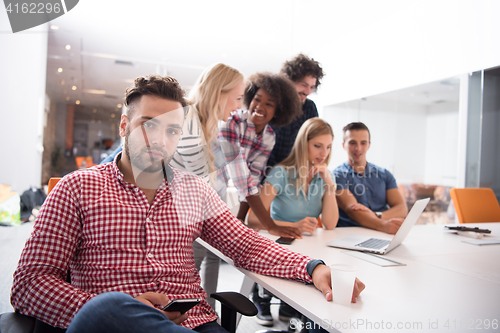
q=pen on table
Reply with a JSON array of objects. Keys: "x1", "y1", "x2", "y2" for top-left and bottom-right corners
[{"x1": 456, "y1": 231, "x2": 484, "y2": 239}]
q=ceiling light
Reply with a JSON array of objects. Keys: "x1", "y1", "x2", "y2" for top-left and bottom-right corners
[
  {"x1": 72, "y1": 86, "x2": 77, "y2": 90},
  {"x1": 75, "y1": 100, "x2": 80, "y2": 105},
  {"x1": 117, "y1": 104, "x2": 122, "y2": 108},
  {"x1": 83, "y1": 89, "x2": 106, "y2": 95},
  {"x1": 93, "y1": 109, "x2": 97, "y2": 113},
  {"x1": 111, "y1": 114, "x2": 116, "y2": 118},
  {"x1": 66, "y1": 97, "x2": 70, "y2": 101},
  {"x1": 50, "y1": 25, "x2": 59, "y2": 30},
  {"x1": 115, "y1": 60, "x2": 134, "y2": 66},
  {"x1": 57, "y1": 68, "x2": 63, "y2": 73},
  {"x1": 61, "y1": 80, "x2": 65, "y2": 85},
  {"x1": 66, "y1": 45, "x2": 71, "y2": 50}
]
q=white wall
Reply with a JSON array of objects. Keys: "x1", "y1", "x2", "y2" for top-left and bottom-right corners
[
  {"x1": 0, "y1": 14, "x2": 48, "y2": 193},
  {"x1": 304, "y1": 0, "x2": 500, "y2": 113},
  {"x1": 424, "y1": 103, "x2": 460, "y2": 186}
]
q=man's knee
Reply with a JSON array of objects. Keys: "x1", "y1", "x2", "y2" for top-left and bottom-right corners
[{"x1": 83, "y1": 292, "x2": 133, "y2": 311}]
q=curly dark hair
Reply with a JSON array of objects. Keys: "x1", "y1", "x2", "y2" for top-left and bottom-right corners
[
  {"x1": 280, "y1": 53, "x2": 324, "y2": 89},
  {"x1": 243, "y1": 73, "x2": 302, "y2": 128},
  {"x1": 124, "y1": 75, "x2": 188, "y2": 117}
]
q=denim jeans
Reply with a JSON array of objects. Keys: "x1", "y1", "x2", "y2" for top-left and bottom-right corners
[{"x1": 67, "y1": 292, "x2": 227, "y2": 333}]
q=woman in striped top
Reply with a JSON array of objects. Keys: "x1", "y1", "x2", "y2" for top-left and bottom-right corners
[{"x1": 173, "y1": 63, "x2": 246, "y2": 310}]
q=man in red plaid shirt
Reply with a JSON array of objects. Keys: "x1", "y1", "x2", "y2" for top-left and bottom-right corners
[{"x1": 11, "y1": 75, "x2": 364, "y2": 333}]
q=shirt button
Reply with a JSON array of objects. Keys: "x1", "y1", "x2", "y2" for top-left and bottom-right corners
[{"x1": 148, "y1": 253, "x2": 153, "y2": 258}]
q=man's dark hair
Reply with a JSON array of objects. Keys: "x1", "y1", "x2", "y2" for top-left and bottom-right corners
[
  {"x1": 243, "y1": 73, "x2": 302, "y2": 128},
  {"x1": 280, "y1": 54, "x2": 324, "y2": 90},
  {"x1": 343, "y1": 122, "x2": 371, "y2": 142},
  {"x1": 124, "y1": 75, "x2": 188, "y2": 117}
]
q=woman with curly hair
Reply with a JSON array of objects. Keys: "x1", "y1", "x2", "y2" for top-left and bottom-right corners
[{"x1": 218, "y1": 72, "x2": 303, "y2": 232}]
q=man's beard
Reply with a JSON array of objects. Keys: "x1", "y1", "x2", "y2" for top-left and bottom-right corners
[{"x1": 124, "y1": 126, "x2": 173, "y2": 174}]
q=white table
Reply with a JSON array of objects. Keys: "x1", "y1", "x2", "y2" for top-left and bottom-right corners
[{"x1": 200, "y1": 223, "x2": 500, "y2": 332}]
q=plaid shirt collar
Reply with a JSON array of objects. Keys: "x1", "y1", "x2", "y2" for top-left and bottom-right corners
[{"x1": 112, "y1": 151, "x2": 176, "y2": 192}]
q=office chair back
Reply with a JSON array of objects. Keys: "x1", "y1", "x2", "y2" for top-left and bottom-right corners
[
  {"x1": 450, "y1": 188, "x2": 500, "y2": 223},
  {"x1": 47, "y1": 178, "x2": 62, "y2": 194}
]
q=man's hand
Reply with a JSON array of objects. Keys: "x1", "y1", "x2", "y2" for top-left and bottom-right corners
[
  {"x1": 311, "y1": 264, "x2": 365, "y2": 303},
  {"x1": 351, "y1": 278, "x2": 365, "y2": 303},
  {"x1": 268, "y1": 224, "x2": 302, "y2": 239},
  {"x1": 134, "y1": 292, "x2": 188, "y2": 325},
  {"x1": 380, "y1": 218, "x2": 404, "y2": 234}
]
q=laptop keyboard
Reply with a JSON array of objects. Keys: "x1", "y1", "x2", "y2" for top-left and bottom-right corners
[{"x1": 355, "y1": 238, "x2": 391, "y2": 250}]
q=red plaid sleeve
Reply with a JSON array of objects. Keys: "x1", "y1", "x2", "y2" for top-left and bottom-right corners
[
  {"x1": 11, "y1": 172, "x2": 96, "y2": 328},
  {"x1": 200, "y1": 187, "x2": 313, "y2": 283}
]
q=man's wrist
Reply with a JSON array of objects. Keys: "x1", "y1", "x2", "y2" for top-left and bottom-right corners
[{"x1": 306, "y1": 259, "x2": 326, "y2": 278}]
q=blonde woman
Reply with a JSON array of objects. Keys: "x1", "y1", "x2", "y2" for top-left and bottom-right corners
[
  {"x1": 177, "y1": 65, "x2": 302, "y2": 310},
  {"x1": 170, "y1": 63, "x2": 245, "y2": 184},
  {"x1": 247, "y1": 117, "x2": 338, "y2": 326},
  {"x1": 248, "y1": 117, "x2": 339, "y2": 232},
  {"x1": 176, "y1": 63, "x2": 245, "y2": 311}
]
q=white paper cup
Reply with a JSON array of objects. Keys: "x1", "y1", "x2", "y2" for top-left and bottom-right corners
[{"x1": 330, "y1": 264, "x2": 358, "y2": 305}]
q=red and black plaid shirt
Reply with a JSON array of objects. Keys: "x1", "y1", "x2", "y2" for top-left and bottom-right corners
[{"x1": 11, "y1": 158, "x2": 313, "y2": 329}]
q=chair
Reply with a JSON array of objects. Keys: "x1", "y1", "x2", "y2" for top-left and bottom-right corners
[
  {"x1": 0, "y1": 295, "x2": 256, "y2": 333},
  {"x1": 450, "y1": 188, "x2": 500, "y2": 223},
  {"x1": 74, "y1": 157, "x2": 86, "y2": 169},
  {"x1": 1, "y1": 178, "x2": 257, "y2": 333},
  {"x1": 47, "y1": 178, "x2": 62, "y2": 194}
]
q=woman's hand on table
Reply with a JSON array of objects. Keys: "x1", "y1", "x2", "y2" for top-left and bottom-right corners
[{"x1": 296, "y1": 217, "x2": 318, "y2": 234}]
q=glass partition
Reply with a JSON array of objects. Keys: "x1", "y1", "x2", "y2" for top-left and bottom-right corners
[{"x1": 323, "y1": 76, "x2": 462, "y2": 224}]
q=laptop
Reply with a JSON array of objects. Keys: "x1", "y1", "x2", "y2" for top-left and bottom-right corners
[{"x1": 326, "y1": 198, "x2": 430, "y2": 254}]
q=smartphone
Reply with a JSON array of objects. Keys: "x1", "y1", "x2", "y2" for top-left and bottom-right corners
[
  {"x1": 161, "y1": 298, "x2": 202, "y2": 313},
  {"x1": 276, "y1": 237, "x2": 295, "y2": 245}
]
